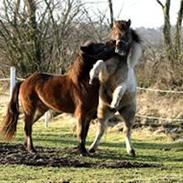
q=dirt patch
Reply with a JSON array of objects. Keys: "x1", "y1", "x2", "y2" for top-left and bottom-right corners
[{"x1": 0, "y1": 143, "x2": 160, "y2": 168}]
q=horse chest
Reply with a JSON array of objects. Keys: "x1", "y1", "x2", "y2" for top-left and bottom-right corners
[{"x1": 107, "y1": 63, "x2": 128, "y2": 90}]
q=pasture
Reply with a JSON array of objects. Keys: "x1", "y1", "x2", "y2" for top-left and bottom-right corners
[
  {"x1": 0, "y1": 0, "x2": 183, "y2": 182},
  {"x1": 0, "y1": 112, "x2": 183, "y2": 183}
]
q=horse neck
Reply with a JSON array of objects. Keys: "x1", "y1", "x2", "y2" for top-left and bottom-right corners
[
  {"x1": 67, "y1": 55, "x2": 90, "y2": 83},
  {"x1": 127, "y1": 42, "x2": 142, "y2": 68}
]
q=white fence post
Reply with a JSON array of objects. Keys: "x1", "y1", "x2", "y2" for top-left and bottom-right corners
[
  {"x1": 10, "y1": 66, "x2": 16, "y2": 97},
  {"x1": 45, "y1": 111, "x2": 49, "y2": 128}
]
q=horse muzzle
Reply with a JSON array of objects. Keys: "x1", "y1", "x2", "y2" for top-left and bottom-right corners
[{"x1": 115, "y1": 48, "x2": 127, "y2": 56}]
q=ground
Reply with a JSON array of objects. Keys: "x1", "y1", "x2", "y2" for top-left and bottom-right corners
[{"x1": 0, "y1": 114, "x2": 182, "y2": 183}]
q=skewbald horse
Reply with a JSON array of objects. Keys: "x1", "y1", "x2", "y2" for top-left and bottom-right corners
[
  {"x1": 1, "y1": 41, "x2": 116, "y2": 156},
  {"x1": 89, "y1": 20, "x2": 142, "y2": 156}
]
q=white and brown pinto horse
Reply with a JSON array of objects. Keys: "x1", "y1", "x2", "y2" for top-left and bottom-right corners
[{"x1": 89, "y1": 20, "x2": 142, "y2": 156}]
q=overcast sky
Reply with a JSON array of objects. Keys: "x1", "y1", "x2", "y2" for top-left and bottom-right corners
[
  {"x1": 84, "y1": 0, "x2": 181, "y2": 28},
  {"x1": 0, "y1": 0, "x2": 181, "y2": 28}
]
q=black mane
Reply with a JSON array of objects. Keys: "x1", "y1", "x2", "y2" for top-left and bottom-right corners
[{"x1": 131, "y1": 29, "x2": 141, "y2": 44}]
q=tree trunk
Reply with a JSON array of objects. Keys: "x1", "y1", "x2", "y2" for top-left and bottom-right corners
[
  {"x1": 25, "y1": 0, "x2": 41, "y2": 69},
  {"x1": 156, "y1": 0, "x2": 173, "y2": 61},
  {"x1": 175, "y1": 0, "x2": 183, "y2": 57},
  {"x1": 163, "y1": 0, "x2": 172, "y2": 53},
  {"x1": 108, "y1": 0, "x2": 114, "y2": 29}
]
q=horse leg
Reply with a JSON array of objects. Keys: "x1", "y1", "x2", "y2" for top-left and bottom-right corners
[
  {"x1": 118, "y1": 103, "x2": 136, "y2": 157},
  {"x1": 89, "y1": 99, "x2": 114, "y2": 153},
  {"x1": 83, "y1": 117, "x2": 91, "y2": 143},
  {"x1": 23, "y1": 101, "x2": 48, "y2": 153},
  {"x1": 33, "y1": 104, "x2": 48, "y2": 123},
  {"x1": 24, "y1": 113, "x2": 36, "y2": 153},
  {"x1": 110, "y1": 84, "x2": 126, "y2": 109},
  {"x1": 75, "y1": 105, "x2": 88, "y2": 156}
]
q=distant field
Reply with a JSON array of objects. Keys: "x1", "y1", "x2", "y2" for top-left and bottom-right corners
[{"x1": 0, "y1": 113, "x2": 182, "y2": 183}]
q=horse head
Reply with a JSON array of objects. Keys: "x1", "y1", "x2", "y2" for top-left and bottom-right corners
[
  {"x1": 80, "y1": 41, "x2": 115, "y2": 62},
  {"x1": 111, "y1": 19, "x2": 133, "y2": 56}
]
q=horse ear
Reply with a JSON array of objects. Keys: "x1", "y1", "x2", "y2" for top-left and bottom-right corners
[
  {"x1": 80, "y1": 41, "x2": 94, "y2": 53},
  {"x1": 80, "y1": 46, "x2": 89, "y2": 53},
  {"x1": 127, "y1": 19, "x2": 131, "y2": 27},
  {"x1": 113, "y1": 21, "x2": 118, "y2": 28}
]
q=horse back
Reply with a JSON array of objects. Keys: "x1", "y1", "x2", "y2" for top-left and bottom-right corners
[{"x1": 19, "y1": 72, "x2": 76, "y2": 113}]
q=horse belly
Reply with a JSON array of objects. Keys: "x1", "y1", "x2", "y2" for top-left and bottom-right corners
[
  {"x1": 38, "y1": 90, "x2": 75, "y2": 113},
  {"x1": 34, "y1": 78, "x2": 75, "y2": 113},
  {"x1": 119, "y1": 91, "x2": 136, "y2": 107}
]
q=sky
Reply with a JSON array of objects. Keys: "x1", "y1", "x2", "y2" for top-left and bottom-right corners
[
  {"x1": 83, "y1": 0, "x2": 181, "y2": 28},
  {"x1": 0, "y1": 0, "x2": 181, "y2": 28}
]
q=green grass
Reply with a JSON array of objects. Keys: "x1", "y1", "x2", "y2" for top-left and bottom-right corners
[{"x1": 0, "y1": 116, "x2": 183, "y2": 183}]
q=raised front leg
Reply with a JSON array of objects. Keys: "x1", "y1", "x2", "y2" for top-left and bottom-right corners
[
  {"x1": 110, "y1": 83, "x2": 127, "y2": 109},
  {"x1": 118, "y1": 103, "x2": 136, "y2": 157}
]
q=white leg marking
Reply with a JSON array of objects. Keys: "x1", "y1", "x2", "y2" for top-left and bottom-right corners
[
  {"x1": 110, "y1": 84, "x2": 127, "y2": 108},
  {"x1": 89, "y1": 119, "x2": 107, "y2": 151},
  {"x1": 123, "y1": 121, "x2": 135, "y2": 156},
  {"x1": 89, "y1": 60, "x2": 104, "y2": 84}
]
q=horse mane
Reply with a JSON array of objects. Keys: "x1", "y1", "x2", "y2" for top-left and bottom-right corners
[
  {"x1": 128, "y1": 29, "x2": 142, "y2": 68},
  {"x1": 131, "y1": 29, "x2": 141, "y2": 44},
  {"x1": 67, "y1": 43, "x2": 116, "y2": 83},
  {"x1": 67, "y1": 53, "x2": 86, "y2": 82}
]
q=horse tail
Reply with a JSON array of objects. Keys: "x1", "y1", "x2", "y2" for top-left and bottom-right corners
[{"x1": 1, "y1": 81, "x2": 22, "y2": 140}]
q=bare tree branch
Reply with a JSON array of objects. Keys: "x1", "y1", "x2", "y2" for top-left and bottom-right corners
[{"x1": 156, "y1": 0, "x2": 164, "y2": 9}]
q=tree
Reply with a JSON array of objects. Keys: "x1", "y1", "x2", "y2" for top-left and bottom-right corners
[
  {"x1": 0, "y1": 0, "x2": 83, "y2": 76},
  {"x1": 108, "y1": 0, "x2": 114, "y2": 29},
  {"x1": 175, "y1": 0, "x2": 183, "y2": 57},
  {"x1": 156, "y1": 0, "x2": 172, "y2": 60},
  {"x1": 156, "y1": 0, "x2": 183, "y2": 62},
  {"x1": 156, "y1": 0, "x2": 183, "y2": 85}
]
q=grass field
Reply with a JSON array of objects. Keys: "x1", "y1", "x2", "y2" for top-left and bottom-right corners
[{"x1": 0, "y1": 114, "x2": 183, "y2": 183}]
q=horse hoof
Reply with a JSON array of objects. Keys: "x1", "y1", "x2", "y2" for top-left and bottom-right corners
[
  {"x1": 78, "y1": 146, "x2": 89, "y2": 156},
  {"x1": 80, "y1": 151, "x2": 90, "y2": 157},
  {"x1": 30, "y1": 149, "x2": 37, "y2": 154},
  {"x1": 26, "y1": 148, "x2": 37, "y2": 154},
  {"x1": 73, "y1": 146, "x2": 79, "y2": 150},
  {"x1": 129, "y1": 149, "x2": 136, "y2": 157},
  {"x1": 88, "y1": 148, "x2": 96, "y2": 153},
  {"x1": 80, "y1": 149, "x2": 90, "y2": 156}
]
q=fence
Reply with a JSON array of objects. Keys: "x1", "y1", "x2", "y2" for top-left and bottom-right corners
[
  {"x1": 0, "y1": 66, "x2": 49, "y2": 127},
  {"x1": 0, "y1": 66, "x2": 183, "y2": 127}
]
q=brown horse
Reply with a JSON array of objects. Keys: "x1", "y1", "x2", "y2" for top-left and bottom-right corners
[
  {"x1": 1, "y1": 41, "x2": 115, "y2": 156},
  {"x1": 88, "y1": 20, "x2": 142, "y2": 156}
]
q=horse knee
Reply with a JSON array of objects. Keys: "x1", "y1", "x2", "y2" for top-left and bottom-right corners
[{"x1": 89, "y1": 60, "x2": 105, "y2": 84}]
